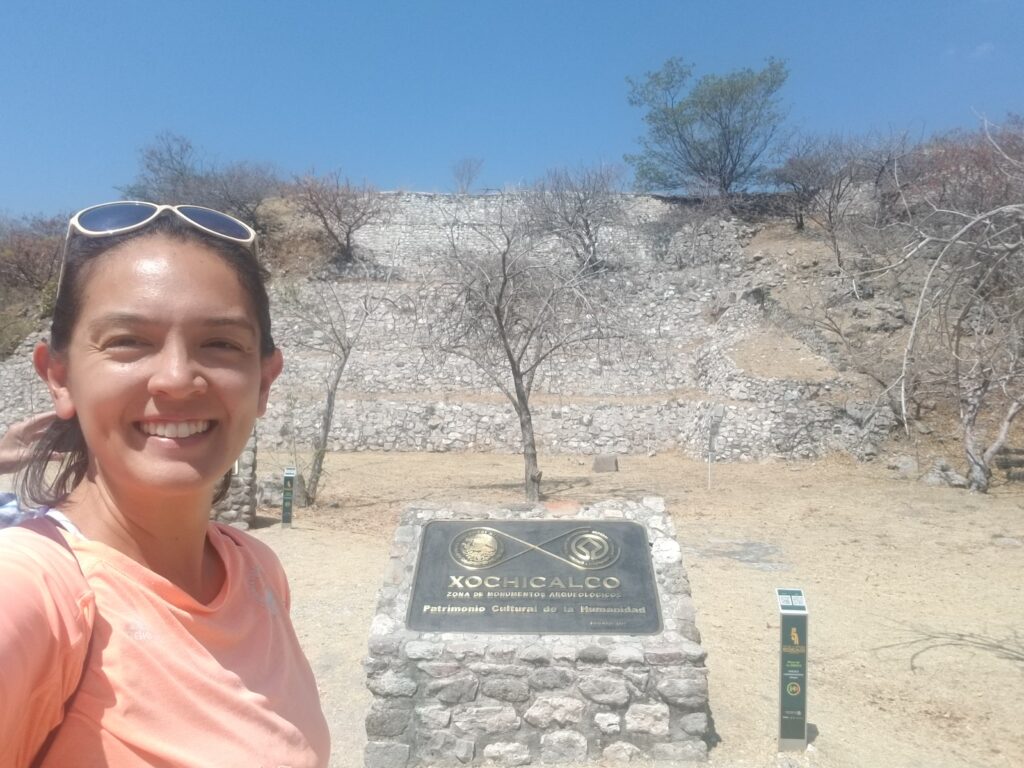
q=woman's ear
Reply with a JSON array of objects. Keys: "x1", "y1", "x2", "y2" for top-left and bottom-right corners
[
  {"x1": 33, "y1": 342, "x2": 76, "y2": 419},
  {"x1": 257, "y1": 348, "x2": 284, "y2": 417}
]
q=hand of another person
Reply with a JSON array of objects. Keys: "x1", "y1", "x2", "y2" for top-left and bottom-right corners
[{"x1": 0, "y1": 411, "x2": 59, "y2": 474}]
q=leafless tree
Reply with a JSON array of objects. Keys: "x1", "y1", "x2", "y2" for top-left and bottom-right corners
[
  {"x1": 120, "y1": 132, "x2": 284, "y2": 239},
  {"x1": 641, "y1": 196, "x2": 730, "y2": 271},
  {"x1": 452, "y1": 157, "x2": 484, "y2": 195},
  {"x1": 292, "y1": 171, "x2": 391, "y2": 266},
  {"x1": 120, "y1": 132, "x2": 208, "y2": 204},
  {"x1": 530, "y1": 165, "x2": 624, "y2": 272},
  {"x1": 773, "y1": 135, "x2": 862, "y2": 270},
  {"x1": 0, "y1": 214, "x2": 64, "y2": 292},
  {"x1": 279, "y1": 273, "x2": 392, "y2": 502},
  {"x1": 896, "y1": 121, "x2": 1024, "y2": 491},
  {"x1": 425, "y1": 190, "x2": 620, "y2": 500}
]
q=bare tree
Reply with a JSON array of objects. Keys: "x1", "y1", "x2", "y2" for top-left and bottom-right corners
[
  {"x1": 279, "y1": 273, "x2": 392, "y2": 502},
  {"x1": 120, "y1": 132, "x2": 284, "y2": 239},
  {"x1": 206, "y1": 160, "x2": 285, "y2": 239},
  {"x1": 0, "y1": 214, "x2": 64, "y2": 292},
  {"x1": 426, "y1": 191, "x2": 619, "y2": 500},
  {"x1": 896, "y1": 121, "x2": 1024, "y2": 491},
  {"x1": 120, "y1": 132, "x2": 208, "y2": 204},
  {"x1": 452, "y1": 157, "x2": 484, "y2": 195},
  {"x1": 531, "y1": 165, "x2": 624, "y2": 272},
  {"x1": 773, "y1": 135, "x2": 861, "y2": 270},
  {"x1": 292, "y1": 171, "x2": 391, "y2": 266},
  {"x1": 641, "y1": 196, "x2": 729, "y2": 271}
]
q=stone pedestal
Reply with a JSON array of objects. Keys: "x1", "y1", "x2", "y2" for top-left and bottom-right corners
[
  {"x1": 364, "y1": 498, "x2": 711, "y2": 766},
  {"x1": 211, "y1": 430, "x2": 258, "y2": 528}
]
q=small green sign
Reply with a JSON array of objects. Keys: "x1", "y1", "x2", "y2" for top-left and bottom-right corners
[
  {"x1": 776, "y1": 588, "x2": 808, "y2": 750},
  {"x1": 282, "y1": 468, "x2": 296, "y2": 528}
]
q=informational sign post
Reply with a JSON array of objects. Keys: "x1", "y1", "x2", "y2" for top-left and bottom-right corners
[
  {"x1": 776, "y1": 587, "x2": 808, "y2": 751},
  {"x1": 282, "y1": 468, "x2": 296, "y2": 528}
]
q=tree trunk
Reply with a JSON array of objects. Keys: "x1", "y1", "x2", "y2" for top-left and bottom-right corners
[
  {"x1": 962, "y1": 394, "x2": 990, "y2": 493},
  {"x1": 514, "y1": 398, "x2": 543, "y2": 502},
  {"x1": 306, "y1": 356, "x2": 346, "y2": 502}
]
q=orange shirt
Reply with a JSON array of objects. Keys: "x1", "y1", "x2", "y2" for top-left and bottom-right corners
[{"x1": 0, "y1": 522, "x2": 330, "y2": 768}]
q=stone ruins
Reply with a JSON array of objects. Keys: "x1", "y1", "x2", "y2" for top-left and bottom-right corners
[{"x1": 0, "y1": 192, "x2": 896, "y2": 525}]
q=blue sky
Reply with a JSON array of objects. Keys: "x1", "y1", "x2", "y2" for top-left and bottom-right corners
[{"x1": 1, "y1": 0, "x2": 1021, "y2": 216}]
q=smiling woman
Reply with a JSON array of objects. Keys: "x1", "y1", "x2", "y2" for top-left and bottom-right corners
[{"x1": 0, "y1": 204, "x2": 330, "y2": 768}]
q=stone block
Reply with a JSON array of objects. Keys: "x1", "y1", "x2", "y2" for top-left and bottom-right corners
[
  {"x1": 426, "y1": 672, "x2": 479, "y2": 704},
  {"x1": 524, "y1": 696, "x2": 585, "y2": 728},
  {"x1": 447, "y1": 640, "x2": 488, "y2": 660},
  {"x1": 680, "y1": 711, "x2": 709, "y2": 736},
  {"x1": 622, "y1": 669, "x2": 650, "y2": 694},
  {"x1": 368, "y1": 635, "x2": 401, "y2": 657},
  {"x1": 417, "y1": 661, "x2": 462, "y2": 678},
  {"x1": 624, "y1": 703, "x2": 670, "y2": 737},
  {"x1": 578, "y1": 671, "x2": 630, "y2": 706},
  {"x1": 651, "y1": 538, "x2": 682, "y2": 566},
  {"x1": 418, "y1": 732, "x2": 454, "y2": 762},
  {"x1": 365, "y1": 741, "x2": 410, "y2": 768},
  {"x1": 602, "y1": 742, "x2": 642, "y2": 763},
  {"x1": 481, "y1": 677, "x2": 531, "y2": 702},
  {"x1": 594, "y1": 712, "x2": 621, "y2": 735},
  {"x1": 650, "y1": 740, "x2": 708, "y2": 762},
  {"x1": 468, "y1": 662, "x2": 530, "y2": 677},
  {"x1": 654, "y1": 668, "x2": 708, "y2": 709},
  {"x1": 607, "y1": 645, "x2": 645, "y2": 665},
  {"x1": 551, "y1": 644, "x2": 578, "y2": 662},
  {"x1": 454, "y1": 737, "x2": 475, "y2": 763},
  {"x1": 404, "y1": 641, "x2": 443, "y2": 660},
  {"x1": 415, "y1": 704, "x2": 451, "y2": 729},
  {"x1": 592, "y1": 454, "x2": 619, "y2": 472},
  {"x1": 577, "y1": 645, "x2": 609, "y2": 663},
  {"x1": 540, "y1": 730, "x2": 588, "y2": 763},
  {"x1": 483, "y1": 742, "x2": 531, "y2": 766},
  {"x1": 645, "y1": 640, "x2": 706, "y2": 665},
  {"x1": 529, "y1": 667, "x2": 576, "y2": 691},
  {"x1": 365, "y1": 700, "x2": 413, "y2": 739},
  {"x1": 452, "y1": 705, "x2": 520, "y2": 735},
  {"x1": 518, "y1": 644, "x2": 552, "y2": 665},
  {"x1": 368, "y1": 670, "x2": 418, "y2": 698}
]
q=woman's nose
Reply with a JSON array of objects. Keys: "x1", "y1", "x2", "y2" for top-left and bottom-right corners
[{"x1": 148, "y1": 343, "x2": 207, "y2": 398}]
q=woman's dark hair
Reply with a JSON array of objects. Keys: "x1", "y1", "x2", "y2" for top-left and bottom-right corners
[{"x1": 18, "y1": 212, "x2": 276, "y2": 509}]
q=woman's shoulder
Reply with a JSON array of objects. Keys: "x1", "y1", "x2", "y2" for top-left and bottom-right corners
[
  {"x1": 208, "y1": 522, "x2": 285, "y2": 571},
  {"x1": 0, "y1": 522, "x2": 87, "y2": 582},
  {"x1": 0, "y1": 523, "x2": 94, "y2": 648}
]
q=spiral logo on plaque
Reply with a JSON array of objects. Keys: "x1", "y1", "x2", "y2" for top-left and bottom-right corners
[
  {"x1": 450, "y1": 528, "x2": 505, "y2": 569},
  {"x1": 564, "y1": 530, "x2": 619, "y2": 569}
]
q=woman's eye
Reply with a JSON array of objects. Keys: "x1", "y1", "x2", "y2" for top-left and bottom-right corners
[
  {"x1": 206, "y1": 339, "x2": 245, "y2": 352},
  {"x1": 106, "y1": 337, "x2": 144, "y2": 349}
]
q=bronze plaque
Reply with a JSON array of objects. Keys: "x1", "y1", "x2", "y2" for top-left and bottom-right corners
[{"x1": 406, "y1": 520, "x2": 662, "y2": 634}]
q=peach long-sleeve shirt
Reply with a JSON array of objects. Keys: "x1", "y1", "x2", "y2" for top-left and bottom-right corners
[{"x1": 0, "y1": 521, "x2": 330, "y2": 768}]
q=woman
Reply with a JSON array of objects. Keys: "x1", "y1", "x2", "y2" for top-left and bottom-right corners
[{"x1": 0, "y1": 202, "x2": 330, "y2": 767}]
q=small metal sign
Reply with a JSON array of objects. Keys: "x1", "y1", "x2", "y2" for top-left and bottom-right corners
[
  {"x1": 407, "y1": 520, "x2": 662, "y2": 634},
  {"x1": 776, "y1": 587, "x2": 808, "y2": 751},
  {"x1": 282, "y1": 468, "x2": 296, "y2": 528}
]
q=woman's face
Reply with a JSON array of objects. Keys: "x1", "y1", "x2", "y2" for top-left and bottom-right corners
[{"x1": 38, "y1": 234, "x2": 282, "y2": 500}]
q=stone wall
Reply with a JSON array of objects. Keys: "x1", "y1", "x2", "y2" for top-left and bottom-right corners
[
  {"x1": 364, "y1": 499, "x2": 710, "y2": 767},
  {"x1": 0, "y1": 193, "x2": 896, "y2": 475}
]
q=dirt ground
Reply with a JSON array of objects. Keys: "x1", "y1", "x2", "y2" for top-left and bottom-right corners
[{"x1": 250, "y1": 450, "x2": 1024, "y2": 768}]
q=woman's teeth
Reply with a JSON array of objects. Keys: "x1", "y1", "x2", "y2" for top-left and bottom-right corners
[{"x1": 140, "y1": 420, "x2": 211, "y2": 438}]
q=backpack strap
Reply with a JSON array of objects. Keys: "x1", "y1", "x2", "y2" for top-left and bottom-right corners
[{"x1": 18, "y1": 515, "x2": 93, "y2": 768}]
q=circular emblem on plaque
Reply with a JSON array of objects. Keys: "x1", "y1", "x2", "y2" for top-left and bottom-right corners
[
  {"x1": 450, "y1": 528, "x2": 505, "y2": 569},
  {"x1": 564, "y1": 530, "x2": 619, "y2": 569}
]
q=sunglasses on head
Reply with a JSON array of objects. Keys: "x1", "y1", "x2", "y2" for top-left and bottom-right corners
[
  {"x1": 57, "y1": 201, "x2": 258, "y2": 295},
  {"x1": 68, "y1": 201, "x2": 257, "y2": 248}
]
